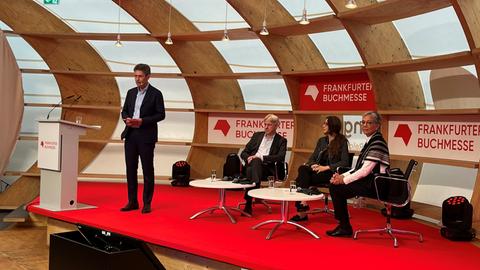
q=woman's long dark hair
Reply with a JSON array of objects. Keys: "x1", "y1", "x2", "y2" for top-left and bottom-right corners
[{"x1": 326, "y1": 116, "x2": 348, "y2": 159}]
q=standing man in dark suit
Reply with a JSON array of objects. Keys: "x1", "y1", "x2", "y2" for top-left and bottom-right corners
[
  {"x1": 240, "y1": 114, "x2": 287, "y2": 215},
  {"x1": 120, "y1": 63, "x2": 165, "y2": 214}
]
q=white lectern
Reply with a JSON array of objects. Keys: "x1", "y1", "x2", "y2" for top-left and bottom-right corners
[{"x1": 37, "y1": 120, "x2": 100, "y2": 211}]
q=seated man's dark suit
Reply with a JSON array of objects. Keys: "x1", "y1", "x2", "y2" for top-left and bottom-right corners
[{"x1": 240, "y1": 132, "x2": 287, "y2": 204}]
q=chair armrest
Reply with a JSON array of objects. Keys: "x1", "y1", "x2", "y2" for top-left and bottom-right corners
[{"x1": 336, "y1": 167, "x2": 351, "y2": 174}]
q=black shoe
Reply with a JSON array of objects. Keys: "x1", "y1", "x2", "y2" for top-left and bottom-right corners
[
  {"x1": 290, "y1": 214, "x2": 308, "y2": 222},
  {"x1": 141, "y1": 204, "x2": 151, "y2": 214},
  {"x1": 297, "y1": 204, "x2": 310, "y2": 212},
  {"x1": 120, "y1": 202, "x2": 139, "y2": 211},
  {"x1": 326, "y1": 225, "x2": 353, "y2": 237}
]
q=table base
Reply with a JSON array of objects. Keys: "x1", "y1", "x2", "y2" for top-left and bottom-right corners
[
  {"x1": 190, "y1": 188, "x2": 251, "y2": 224},
  {"x1": 252, "y1": 201, "x2": 319, "y2": 240}
]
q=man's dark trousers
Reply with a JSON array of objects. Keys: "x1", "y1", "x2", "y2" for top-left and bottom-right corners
[{"x1": 124, "y1": 129, "x2": 155, "y2": 205}]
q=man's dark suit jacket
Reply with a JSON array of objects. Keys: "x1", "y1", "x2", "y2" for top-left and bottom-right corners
[
  {"x1": 121, "y1": 85, "x2": 165, "y2": 143},
  {"x1": 240, "y1": 132, "x2": 287, "y2": 165}
]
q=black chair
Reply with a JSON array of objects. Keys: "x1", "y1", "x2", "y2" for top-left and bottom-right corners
[
  {"x1": 353, "y1": 159, "x2": 424, "y2": 247},
  {"x1": 237, "y1": 161, "x2": 288, "y2": 213},
  {"x1": 306, "y1": 152, "x2": 355, "y2": 215}
]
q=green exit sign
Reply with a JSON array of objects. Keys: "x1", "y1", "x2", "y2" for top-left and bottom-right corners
[{"x1": 44, "y1": 0, "x2": 59, "y2": 4}]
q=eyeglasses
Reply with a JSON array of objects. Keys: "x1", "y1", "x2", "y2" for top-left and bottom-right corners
[{"x1": 361, "y1": 120, "x2": 376, "y2": 126}]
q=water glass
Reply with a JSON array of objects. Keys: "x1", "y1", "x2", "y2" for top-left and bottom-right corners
[
  {"x1": 289, "y1": 181, "x2": 297, "y2": 194},
  {"x1": 267, "y1": 176, "x2": 275, "y2": 188},
  {"x1": 210, "y1": 169, "x2": 217, "y2": 182}
]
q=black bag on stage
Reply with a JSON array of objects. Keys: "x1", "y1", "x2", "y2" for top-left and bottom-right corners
[
  {"x1": 171, "y1": 160, "x2": 190, "y2": 187},
  {"x1": 222, "y1": 153, "x2": 242, "y2": 180},
  {"x1": 440, "y1": 196, "x2": 476, "y2": 241}
]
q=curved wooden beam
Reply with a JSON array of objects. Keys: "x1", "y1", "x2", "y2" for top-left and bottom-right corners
[
  {"x1": 327, "y1": 0, "x2": 425, "y2": 110},
  {"x1": 451, "y1": 0, "x2": 480, "y2": 77},
  {"x1": 0, "y1": 0, "x2": 119, "y2": 207}
]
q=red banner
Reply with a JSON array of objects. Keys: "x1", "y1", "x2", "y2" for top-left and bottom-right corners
[{"x1": 299, "y1": 73, "x2": 376, "y2": 111}]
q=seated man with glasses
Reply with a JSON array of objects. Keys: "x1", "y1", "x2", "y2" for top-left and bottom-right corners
[
  {"x1": 327, "y1": 111, "x2": 390, "y2": 237},
  {"x1": 240, "y1": 114, "x2": 287, "y2": 215}
]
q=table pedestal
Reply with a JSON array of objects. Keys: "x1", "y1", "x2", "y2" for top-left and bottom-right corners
[
  {"x1": 252, "y1": 200, "x2": 319, "y2": 239},
  {"x1": 190, "y1": 188, "x2": 251, "y2": 224}
]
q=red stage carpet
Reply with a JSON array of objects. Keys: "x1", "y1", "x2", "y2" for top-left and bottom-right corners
[{"x1": 28, "y1": 182, "x2": 479, "y2": 270}]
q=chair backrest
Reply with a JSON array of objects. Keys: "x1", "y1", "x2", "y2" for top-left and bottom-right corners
[
  {"x1": 274, "y1": 161, "x2": 288, "y2": 181},
  {"x1": 374, "y1": 159, "x2": 417, "y2": 207},
  {"x1": 348, "y1": 152, "x2": 355, "y2": 167}
]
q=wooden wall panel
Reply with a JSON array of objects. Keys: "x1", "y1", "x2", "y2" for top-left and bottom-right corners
[{"x1": 368, "y1": 70, "x2": 426, "y2": 110}]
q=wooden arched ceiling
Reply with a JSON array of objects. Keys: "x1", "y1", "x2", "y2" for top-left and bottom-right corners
[
  {"x1": 0, "y1": 0, "x2": 119, "y2": 206},
  {"x1": 228, "y1": 0, "x2": 328, "y2": 109},
  {"x1": 326, "y1": 0, "x2": 426, "y2": 197},
  {"x1": 117, "y1": 0, "x2": 243, "y2": 110},
  {"x1": 117, "y1": 0, "x2": 244, "y2": 178},
  {"x1": 327, "y1": 0, "x2": 425, "y2": 110},
  {"x1": 228, "y1": 0, "x2": 332, "y2": 179}
]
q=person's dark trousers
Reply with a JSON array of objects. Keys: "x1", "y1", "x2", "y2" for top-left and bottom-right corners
[
  {"x1": 243, "y1": 158, "x2": 274, "y2": 206},
  {"x1": 329, "y1": 177, "x2": 373, "y2": 228},
  {"x1": 295, "y1": 165, "x2": 333, "y2": 210},
  {"x1": 124, "y1": 130, "x2": 156, "y2": 206},
  {"x1": 296, "y1": 165, "x2": 333, "y2": 188}
]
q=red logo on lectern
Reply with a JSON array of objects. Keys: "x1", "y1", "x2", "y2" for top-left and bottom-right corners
[
  {"x1": 40, "y1": 140, "x2": 58, "y2": 150},
  {"x1": 394, "y1": 124, "x2": 412, "y2": 146},
  {"x1": 214, "y1": 120, "x2": 230, "y2": 136}
]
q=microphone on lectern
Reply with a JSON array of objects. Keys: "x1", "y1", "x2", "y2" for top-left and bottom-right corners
[
  {"x1": 61, "y1": 95, "x2": 82, "y2": 120},
  {"x1": 46, "y1": 95, "x2": 75, "y2": 120}
]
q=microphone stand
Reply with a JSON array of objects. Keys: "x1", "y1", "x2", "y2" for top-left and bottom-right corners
[
  {"x1": 46, "y1": 95, "x2": 75, "y2": 120},
  {"x1": 61, "y1": 95, "x2": 82, "y2": 120}
]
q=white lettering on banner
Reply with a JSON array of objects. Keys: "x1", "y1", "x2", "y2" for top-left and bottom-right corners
[
  {"x1": 388, "y1": 115, "x2": 480, "y2": 162},
  {"x1": 323, "y1": 82, "x2": 372, "y2": 92},
  {"x1": 322, "y1": 93, "x2": 367, "y2": 102},
  {"x1": 208, "y1": 113, "x2": 294, "y2": 147},
  {"x1": 321, "y1": 82, "x2": 371, "y2": 104}
]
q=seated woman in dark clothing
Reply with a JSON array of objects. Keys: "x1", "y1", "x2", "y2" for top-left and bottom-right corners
[{"x1": 290, "y1": 116, "x2": 349, "y2": 221}]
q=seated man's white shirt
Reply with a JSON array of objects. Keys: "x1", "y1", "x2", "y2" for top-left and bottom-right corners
[{"x1": 255, "y1": 135, "x2": 274, "y2": 161}]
